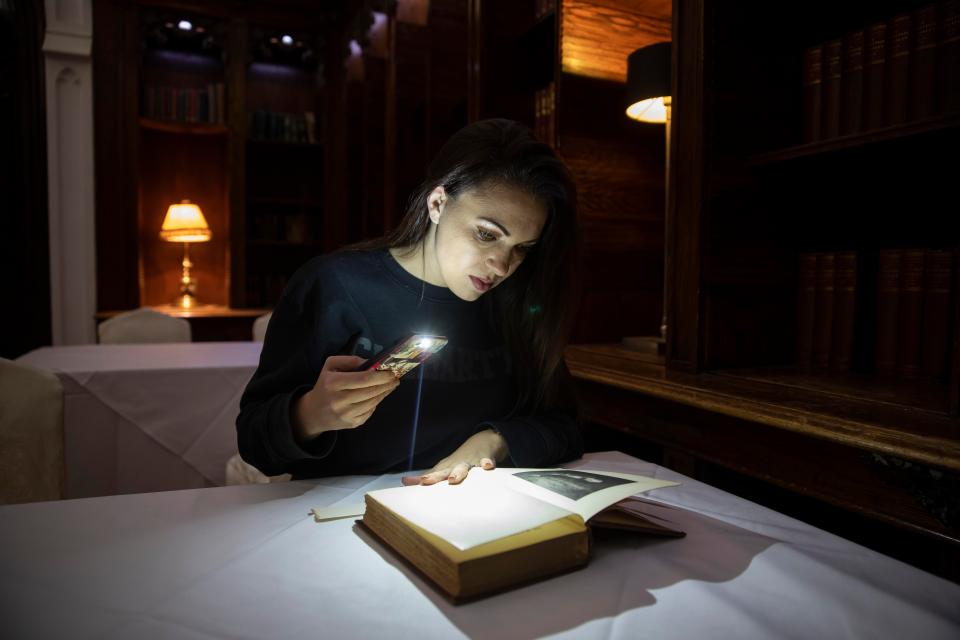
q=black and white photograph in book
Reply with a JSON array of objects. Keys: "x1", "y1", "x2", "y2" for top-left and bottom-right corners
[{"x1": 514, "y1": 470, "x2": 633, "y2": 501}]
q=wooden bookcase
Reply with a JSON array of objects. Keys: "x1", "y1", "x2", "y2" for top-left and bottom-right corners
[
  {"x1": 669, "y1": 0, "x2": 960, "y2": 415},
  {"x1": 93, "y1": 0, "x2": 343, "y2": 314},
  {"x1": 476, "y1": 0, "x2": 673, "y2": 343},
  {"x1": 567, "y1": 0, "x2": 960, "y2": 580}
]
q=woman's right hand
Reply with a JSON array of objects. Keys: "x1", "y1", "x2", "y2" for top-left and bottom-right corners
[{"x1": 291, "y1": 355, "x2": 400, "y2": 443}]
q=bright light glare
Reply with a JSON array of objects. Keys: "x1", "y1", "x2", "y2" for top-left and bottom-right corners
[
  {"x1": 282, "y1": 34, "x2": 294, "y2": 45},
  {"x1": 626, "y1": 97, "x2": 667, "y2": 123},
  {"x1": 177, "y1": 20, "x2": 192, "y2": 31},
  {"x1": 417, "y1": 338, "x2": 433, "y2": 349}
]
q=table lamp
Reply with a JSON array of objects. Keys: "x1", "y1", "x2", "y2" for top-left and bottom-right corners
[
  {"x1": 160, "y1": 200, "x2": 211, "y2": 308},
  {"x1": 625, "y1": 41, "x2": 672, "y2": 358}
]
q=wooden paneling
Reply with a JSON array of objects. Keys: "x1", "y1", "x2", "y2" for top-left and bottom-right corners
[{"x1": 561, "y1": 0, "x2": 671, "y2": 81}]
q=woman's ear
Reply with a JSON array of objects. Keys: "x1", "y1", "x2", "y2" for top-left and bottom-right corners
[{"x1": 427, "y1": 186, "x2": 447, "y2": 225}]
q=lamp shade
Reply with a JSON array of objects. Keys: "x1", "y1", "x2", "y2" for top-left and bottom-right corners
[
  {"x1": 626, "y1": 41, "x2": 672, "y2": 123},
  {"x1": 160, "y1": 200, "x2": 212, "y2": 242}
]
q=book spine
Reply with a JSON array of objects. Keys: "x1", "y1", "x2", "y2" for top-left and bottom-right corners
[
  {"x1": 876, "y1": 249, "x2": 902, "y2": 377},
  {"x1": 897, "y1": 248, "x2": 925, "y2": 380},
  {"x1": 832, "y1": 251, "x2": 858, "y2": 372},
  {"x1": 547, "y1": 81, "x2": 556, "y2": 147},
  {"x1": 813, "y1": 253, "x2": 836, "y2": 368},
  {"x1": 911, "y1": 4, "x2": 938, "y2": 120},
  {"x1": 943, "y1": 0, "x2": 960, "y2": 113},
  {"x1": 803, "y1": 45, "x2": 823, "y2": 142},
  {"x1": 796, "y1": 253, "x2": 817, "y2": 369},
  {"x1": 864, "y1": 22, "x2": 888, "y2": 130},
  {"x1": 822, "y1": 39, "x2": 843, "y2": 139},
  {"x1": 885, "y1": 13, "x2": 912, "y2": 126},
  {"x1": 841, "y1": 30, "x2": 865, "y2": 135},
  {"x1": 919, "y1": 249, "x2": 954, "y2": 381}
]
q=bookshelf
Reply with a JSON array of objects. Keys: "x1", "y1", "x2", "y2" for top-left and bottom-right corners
[
  {"x1": 676, "y1": 0, "x2": 960, "y2": 417},
  {"x1": 94, "y1": 1, "x2": 342, "y2": 319},
  {"x1": 564, "y1": 0, "x2": 960, "y2": 579}
]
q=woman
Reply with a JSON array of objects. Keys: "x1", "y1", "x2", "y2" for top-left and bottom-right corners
[{"x1": 237, "y1": 118, "x2": 582, "y2": 485}]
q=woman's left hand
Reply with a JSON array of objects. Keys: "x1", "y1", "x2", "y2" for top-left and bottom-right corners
[{"x1": 402, "y1": 429, "x2": 508, "y2": 486}]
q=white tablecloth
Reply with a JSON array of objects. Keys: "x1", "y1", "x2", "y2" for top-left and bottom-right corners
[
  {"x1": 16, "y1": 342, "x2": 262, "y2": 498},
  {"x1": 1, "y1": 451, "x2": 956, "y2": 639}
]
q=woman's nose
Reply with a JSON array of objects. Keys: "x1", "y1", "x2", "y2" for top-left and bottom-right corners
[{"x1": 486, "y1": 250, "x2": 509, "y2": 276}]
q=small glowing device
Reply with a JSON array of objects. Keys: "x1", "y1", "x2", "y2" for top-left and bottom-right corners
[
  {"x1": 358, "y1": 334, "x2": 448, "y2": 379},
  {"x1": 178, "y1": 20, "x2": 192, "y2": 31}
]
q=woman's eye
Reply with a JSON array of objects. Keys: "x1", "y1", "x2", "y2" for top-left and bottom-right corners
[{"x1": 475, "y1": 228, "x2": 497, "y2": 242}]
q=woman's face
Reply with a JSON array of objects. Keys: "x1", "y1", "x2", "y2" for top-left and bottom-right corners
[{"x1": 429, "y1": 183, "x2": 546, "y2": 301}]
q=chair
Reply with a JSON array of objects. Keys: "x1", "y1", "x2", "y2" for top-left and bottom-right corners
[
  {"x1": 98, "y1": 308, "x2": 191, "y2": 344},
  {"x1": 0, "y1": 358, "x2": 65, "y2": 504},
  {"x1": 224, "y1": 453, "x2": 291, "y2": 485},
  {"x1": 252, "y1": 312, "x2": 272, "y2": 342}
]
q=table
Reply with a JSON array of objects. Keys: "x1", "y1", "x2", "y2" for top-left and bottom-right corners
[
  {"x1": 1, "y1": 451, "x2": 957, "y2": 639},
  {"x1": 16, "y1": 342, "x2": 262, "y2": 498}
]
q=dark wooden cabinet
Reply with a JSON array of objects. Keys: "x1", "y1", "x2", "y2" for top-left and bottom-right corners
[{"x1": 567, "y1": 0, "x2": 960, "y2": 581}]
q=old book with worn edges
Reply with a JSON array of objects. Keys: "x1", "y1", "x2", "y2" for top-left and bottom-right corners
[
  {"x1": 943, "y1": 0, "x2": 960, "y2": 113},
  {"x1": 864, "y1": 22, "x2": 888, "y2": 130},
  {"x1": 911, "y1": 4, "x2": 938, "y2": 121},
  {"x1": 841, "y1": 29, "x2": 865, "y2": 135},
  {"x1": 885, "y1": 13, "x2": 912, "y2": 126},
  {"x1": 821, "y1": 38, "x2": 843, "y2": 139},
  {"x1": 898, "y1": 248, "x2": 926, "y2": 380},
  {"x1": 360, "y1": 468, "x2": 681, "y2": 601},
  {"x1": 803, "y1": 45, "x2": 823, "y2": 142},
  {"x1": 831, "y1": 251, "x2": 858, "y2": 372},
  {"x1": 919, "y1": 249, "x2": 954, "y2": 381}
]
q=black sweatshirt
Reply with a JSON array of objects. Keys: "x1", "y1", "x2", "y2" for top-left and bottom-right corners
[{"x1": 236, "y1": 248, "x2": 583, "y2": 478}]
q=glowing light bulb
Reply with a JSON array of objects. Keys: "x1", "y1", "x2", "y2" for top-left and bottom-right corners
[
  {"x1": 281, "y1": 35, "x2": 293, "y2": 45},
  {"x1": 178, "y1": 20, "x2": 192, "y2": 31}
]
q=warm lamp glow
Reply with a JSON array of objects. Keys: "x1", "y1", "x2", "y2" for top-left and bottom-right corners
[
  {"x1": 626, "y1": 97, "x2": 669, "y2": 123},
  {"x1": 160, "y1": 200, "x2": 212, "y2": 243},
  {"x1": 159, "y1": 200, "x2": 211, "y2": 308}
]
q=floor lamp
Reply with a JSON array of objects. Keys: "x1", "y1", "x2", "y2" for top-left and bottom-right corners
[{"x1": 624, "y1": 41, "x2": 671, "y2": 359}]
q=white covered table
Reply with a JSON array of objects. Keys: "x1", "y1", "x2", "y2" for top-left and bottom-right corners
[
  {"x1": 1, "y1": 451, "x2": 957, "y2": 639},
  {"x1": 16, "y1": 342, "x2": 262, "y2": 498}
]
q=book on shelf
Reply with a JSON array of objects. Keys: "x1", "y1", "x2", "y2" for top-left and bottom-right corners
[
  {"x1": 876, "y1": 249, "x2": 902, "y2": 377},
  {"x1": 356, "y1": 467, "x2": 681, "y2": 602},
  {"x1": 885, "y1": 13, "x2": 912, "y2": 127},
  {"x1": 813, "y1": 253, "x2": 836, "y2": 368},
  {"x1": 919, "y1": 249, "x2": 954, "y2": 381},
  {"x1": 897, "y1": 248, "x2": 925, "y2": 380},
  {"x1": 864, "y1": 22, "x2": 887, "y2": 131},
  {"x1": 831, "y1": 251, "x2": 858, "y2": 372},
  {"x1": 841, "y1": 30, "x2": 865, "y2": 136},
  {"x1": 796, "y1": 253, "x2": 817, "y2": 369},
  {"x1": 944, "y1": 0, "x2": 960, "y2": 113},
  {"x1": 911, "y1": 4, "x2": 938, "y2": 121},
  {"x1": 803, "y1": 45, "x2": 823, "y2": 142},
  {"x1": 821, "y1": 38, "x2": 843, "y2": 139},
  {"x1": 142, "y1": 83, "x2": 225, "y2": 124}
]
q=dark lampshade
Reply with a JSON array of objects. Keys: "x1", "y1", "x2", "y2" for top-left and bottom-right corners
[{"x1": 626, "y1": 41, "x2": 672, "y2": 122}]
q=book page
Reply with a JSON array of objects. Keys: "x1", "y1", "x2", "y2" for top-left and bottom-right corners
[
  {"x1": 366, "y1": 469, "x2": 575, "y2": 551},
  {"x1": 497, "y1": 468, "x2": 679, "y2": 522}
]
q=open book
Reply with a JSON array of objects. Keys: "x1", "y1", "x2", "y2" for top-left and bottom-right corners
[{"x1": 356, "y1": 467, "x2": 681, "y2": 602}]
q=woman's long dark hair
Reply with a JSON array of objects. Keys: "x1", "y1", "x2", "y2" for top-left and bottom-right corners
[{"x1": 349, "y1": 118, "x2": 580, "y2": 414}]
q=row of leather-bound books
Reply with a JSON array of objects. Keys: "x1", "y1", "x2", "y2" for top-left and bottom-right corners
[
  {"x1": 803, "y1": 0, "x2": 959, "y2": 143},
  {"x1": 796, "y1": 249, "x2": 955, "y2": 381}
]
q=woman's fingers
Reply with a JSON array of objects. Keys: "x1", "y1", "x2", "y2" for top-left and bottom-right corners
[
  {"x1": 480, "y1": 457, "x2": 495, "y2": 470},
  {"x1": 446, "y1": 462, "x2": 473, "y2": 485},
  {"x1": 419, "y1": 468, "x2": 452, "y2": 486}
]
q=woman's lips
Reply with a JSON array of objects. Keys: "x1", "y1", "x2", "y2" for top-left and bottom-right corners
[{"x1": 470, "y1": 276, "x2": 492, "y2": 292}]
